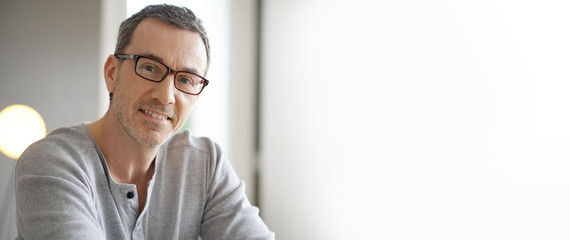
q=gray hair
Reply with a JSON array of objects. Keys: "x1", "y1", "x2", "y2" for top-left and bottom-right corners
[{"x1": 114, "y1": 4, "x2": 211, "y2": 74}]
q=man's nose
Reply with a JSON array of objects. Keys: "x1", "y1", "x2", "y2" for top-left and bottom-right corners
[{"x1": 151, "y1": 74, "x2": 176, "y2": 104}]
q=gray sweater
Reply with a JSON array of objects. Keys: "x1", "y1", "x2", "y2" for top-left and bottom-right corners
[{"x1": 15, "y1": 123, "x2": 274, "y2": 239}]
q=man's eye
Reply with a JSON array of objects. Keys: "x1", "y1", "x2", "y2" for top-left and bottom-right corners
[
  {"x1": 179, "y1": 78, "x2": 191, "y2": 85},
  {"x1": 143, "y1": 65, "x2": 155, "y2": 72}
]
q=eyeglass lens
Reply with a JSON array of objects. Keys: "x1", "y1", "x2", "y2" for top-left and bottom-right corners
[{"x1": 135, "y1": 57, "x2": 205, "y2": 94}]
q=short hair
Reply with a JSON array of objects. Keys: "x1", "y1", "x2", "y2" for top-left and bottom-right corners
[{"x1": 114, "y1": 4, "x2": 211, "y2": 74}]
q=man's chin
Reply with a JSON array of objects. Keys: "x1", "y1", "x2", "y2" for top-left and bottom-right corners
[{"x1": 130, "y1": 130, "x2": 171, "y2": 147}]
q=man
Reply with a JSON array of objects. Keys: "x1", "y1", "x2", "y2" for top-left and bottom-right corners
[{"x1": 15, "y1": 4, "x2": 274, "y2": 239}]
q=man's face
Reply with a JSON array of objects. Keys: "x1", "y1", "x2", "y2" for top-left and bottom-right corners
[{"x1": 108, "y1": 18, "x2": 208, "y2": 146}]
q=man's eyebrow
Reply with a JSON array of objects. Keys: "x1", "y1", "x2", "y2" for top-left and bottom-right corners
[
  {"x1": 141, "y1": 53, "x2": 164, "y2": 63},
  {"x1": 140, "y1": 53, "x2": 201, "y2": 75}
]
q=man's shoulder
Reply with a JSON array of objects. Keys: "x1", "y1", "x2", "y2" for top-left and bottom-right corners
[
  {"x1": 28, "y1": 124, "x2": 93, "y2": 154},
  {"x1": 164, "y1": 130, "x2": 221, "y2": 154},
  {"x1": 158, "y1": 130, "x2": 226, "y2": 170},
  {"x1": 16, "y1": 123, "x2": 96, "y2": 174}
]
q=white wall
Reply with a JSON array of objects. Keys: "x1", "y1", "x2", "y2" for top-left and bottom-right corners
[
  {"x1": 228, "y1": 0, "x2": 260, "y2": 204},
  {"x1": 99, "y1": 0, "x2": 127, "y2": 116},
  {"x1": 259, "y1": 1, "x2": 570, "y2": 239}
]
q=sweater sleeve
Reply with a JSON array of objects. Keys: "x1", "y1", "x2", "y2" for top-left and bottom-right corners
[
  {"x1": 199, "y1": 141, "x2": 275, "y2": 240},
  {"x1": 15, "y1": 138, "x2": 105, "y2": 240}
]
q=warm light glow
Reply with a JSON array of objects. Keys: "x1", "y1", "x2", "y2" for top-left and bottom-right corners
[{"x1": 0, "y1": 104, "x2": 46, "y2": 159}]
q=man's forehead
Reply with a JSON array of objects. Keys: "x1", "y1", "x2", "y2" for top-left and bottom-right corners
[
  {"x1": 127, "y1": 19, "x2": 207, "y2": 75},
  {"x1": 136, "y1": 52, "x2": 202, "y2": 75}
]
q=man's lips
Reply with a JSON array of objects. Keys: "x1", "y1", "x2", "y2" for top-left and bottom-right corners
[{"x1": 140, "y1": 109, "x2": 171, "y2": 120}]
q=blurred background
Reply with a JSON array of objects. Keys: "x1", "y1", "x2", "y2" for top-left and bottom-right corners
[{"x1": 1, "y1": 0, "x2": 570, "y2": 239}]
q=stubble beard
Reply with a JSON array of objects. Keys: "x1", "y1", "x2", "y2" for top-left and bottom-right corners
[{"x1": 112, "y1": 86, "x2": 172, "y2": 147}]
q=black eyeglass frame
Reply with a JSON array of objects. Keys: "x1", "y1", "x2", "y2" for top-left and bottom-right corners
[{"x1": 114, "y1": 54, "x2": 209, "y2": 95}]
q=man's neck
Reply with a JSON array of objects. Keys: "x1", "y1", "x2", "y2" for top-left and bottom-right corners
[{"x1": 88, "y1": 111, "x2": 158, "y2": 184}]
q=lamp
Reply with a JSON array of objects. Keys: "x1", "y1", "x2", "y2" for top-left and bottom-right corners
[{"x1": 0, "y1": 104, "x2": 46, "y2": 159}]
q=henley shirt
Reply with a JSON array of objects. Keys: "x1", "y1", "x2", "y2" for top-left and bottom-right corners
[{"x1": 15, "y1": 123, "x2": 274, "y2": 239}]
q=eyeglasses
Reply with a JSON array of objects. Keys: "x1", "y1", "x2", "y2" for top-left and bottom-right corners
[{"x1": 114, "y1": 54, "x2": 209, "y2": 95}]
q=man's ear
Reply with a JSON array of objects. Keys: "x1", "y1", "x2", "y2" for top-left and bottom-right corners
[{"x1": 103, "y1": 54, "x2": 119, "y2": 94}]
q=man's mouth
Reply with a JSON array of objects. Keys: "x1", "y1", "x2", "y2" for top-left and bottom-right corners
[{"x1": 141, "y1": 109, "x2": 170, "y2": 120}]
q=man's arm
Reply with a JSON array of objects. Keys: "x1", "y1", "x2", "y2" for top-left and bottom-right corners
[
  {"x1": 15, "y1": 141, "x2": 105, "y2": 240},
  {"x1": 200, "y1": 142, "x2": 275, "y2": 240}
]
